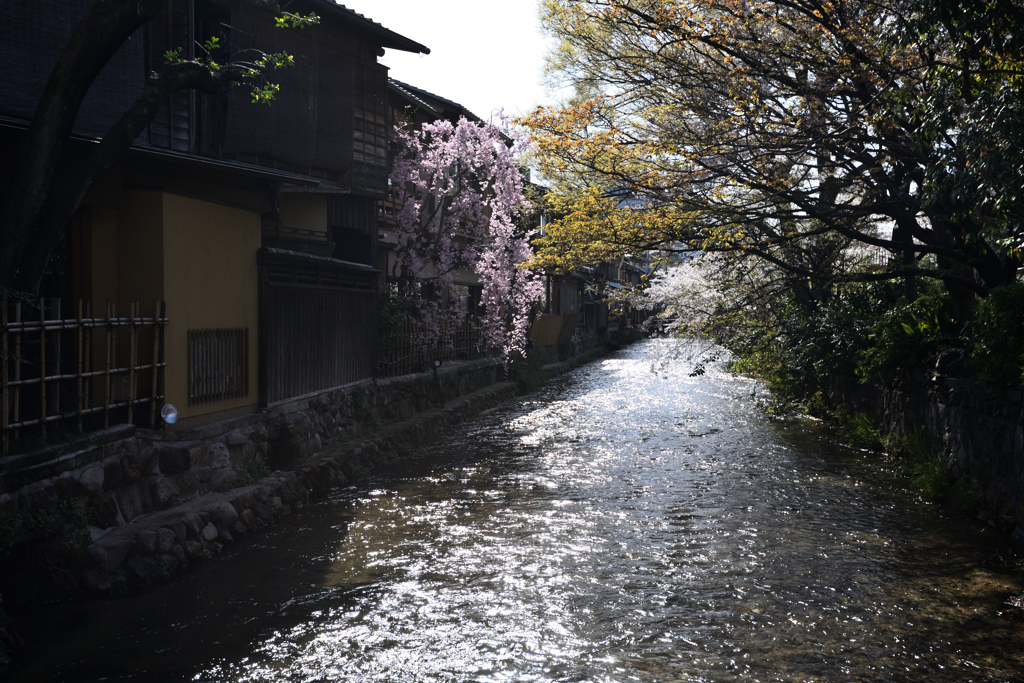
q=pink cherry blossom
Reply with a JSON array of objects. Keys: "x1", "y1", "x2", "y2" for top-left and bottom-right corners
[{"x1": 390, "y1": 117, "x2": 543, "y2": 365}]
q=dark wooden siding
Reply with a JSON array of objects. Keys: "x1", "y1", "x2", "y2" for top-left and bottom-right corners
[
  {"x1": 0, "y1": 0, "x2": 145, "y2": 139},
  {"x1": 0, "y1": 0, "x2": 193, "y2": 150},
  {"x1": 351, "y1": 60, "x2": 389, "y2": 194},
  {"x1": 0, "y1": 0, "x2": 390, "y2": 198},
  {"x1": 221, "y1": 5, "x2": 389, "y2": 196},
  {"x1": 329, "y1": 196, "x2": 378, "y2": 266},
  {"x1": 146, "y1": 0, "x2": 195, "y2": 152},
  {"x1": 258, "y1": 249, "x2": 377, "y2": 406}
]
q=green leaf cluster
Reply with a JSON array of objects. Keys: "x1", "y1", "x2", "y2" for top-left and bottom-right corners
[
  {"x1": 968, "y1": 283, "x2": 1024, "y2": 388},
  {"x1": 857, "y1": 283, "x2": 961, "y2": 382},
  {"x1": 379, "y1": 287, "x2": 411, "y2": 343},
  {"x1": 725, "y1": 281, "x2": 903, "y2": 414}
]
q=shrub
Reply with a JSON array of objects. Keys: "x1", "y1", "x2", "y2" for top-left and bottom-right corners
[
  {"x1": 217, "y1": 459, "x2": 272, "y2": 492},
  {"x1": 725, "y1": 280, "x2": 902, "y2": 414},
  {"x1": 857, "y1": 282, "x2": 961, "y2": 382},
  {"x1": 968, "y1": 282, "x2": 1024, "y2": 388}
]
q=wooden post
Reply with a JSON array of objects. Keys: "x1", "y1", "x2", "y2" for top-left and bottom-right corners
[
  {"x1": 13, "y1": 302, "x2": 21, "y2": 442},
  {"x1": 53, "y1": 298, "x2": 61, "y2": 427},
  {"x1": 84, "y1": 299, "x2": 92, "y2": 421},
  {"x1": 77, "y1": 298, "x2": 84, "y2": 433},
  {"x1": 104, "y1": 299, "x2": 112, "y2": 429},
  {"x1": 149, "y1": 300, "x2": 162, "y2": 427},
  {"x1": 2, "y1": 301, "x2": 8, "y2": 456},
  {"x1": 39, "y1": 298, "x2": 46, "y2": 441},
  {"x1": 127, "y1": 300, "x2": 137, "y2": 425}
]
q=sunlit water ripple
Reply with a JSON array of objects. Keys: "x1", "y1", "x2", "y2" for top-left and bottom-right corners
[{"x1": 9, "y1": 340, "x2": 1024, "y2": 682}]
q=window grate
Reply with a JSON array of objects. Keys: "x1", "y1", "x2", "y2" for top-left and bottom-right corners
[{"x1": 188, "y1": 328, "x2": 248, "y2": 405}]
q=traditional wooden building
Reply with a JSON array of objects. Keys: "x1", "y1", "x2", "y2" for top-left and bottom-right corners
[{"x1": 0, "y1": 0, "x2": 427, "y2": 445}]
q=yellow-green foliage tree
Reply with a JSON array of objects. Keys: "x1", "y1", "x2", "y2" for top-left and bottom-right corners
[{"x1": 521, "y1": 0, "x2": 1023, "y2": 313}]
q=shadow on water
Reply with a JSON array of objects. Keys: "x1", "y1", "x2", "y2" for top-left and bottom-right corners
[{"x1": 7, "y1": 340, "x2": 1024, "y2": 682}]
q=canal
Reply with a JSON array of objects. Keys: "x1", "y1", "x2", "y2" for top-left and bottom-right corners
[{"x1": 8, "y1": 339, "x2": 1024, "y2": 681}]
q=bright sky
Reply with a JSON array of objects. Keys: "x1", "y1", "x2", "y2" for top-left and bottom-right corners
[{"x1": 343, "y1": 0, "x2": 559, "y2": 121}]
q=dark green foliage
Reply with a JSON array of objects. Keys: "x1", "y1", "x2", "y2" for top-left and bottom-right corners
[
  {"x1": 0, "y1": 516, "x2": 18, "y2": 556},
  {"x1": 268, "y1": 423, "x2": 303, "y2": 469},
  {"x1": 906, "y1": 0, "x2": 1024, "y2": 254},
  {"x1": 57, "y1": 497, "x2": 87, "y2": 530},
  {"x1": 21, "y1": 510, "x2": 52, "y2": 535},
  {"x1": 726, "y1": 281, "x2": 903, "y2": 413},
  {"x1": 857, "y1": 282, "x2": 961, "y2": 382},
  {"x1": 351, "y1": 386, "x2": 380, "y2": 433},
  {"x1": 727, "y1": 277, "x2": 1023, "y2": 410},
  {"x1": 379, "y1": 287, "x2": 410, "y2": 343},
  {"x1": 509, "y1": 353, "x2": 549, "y2": 394},
  {"x1": 968, "y1": 283, "x2": 1024, "y2": 388},
  {"x1": 883, "y1": 429, "x2": 985, "y2": 511},
  {"x1": 830, "y1": 408, "x2": 883, "y2": 450}
]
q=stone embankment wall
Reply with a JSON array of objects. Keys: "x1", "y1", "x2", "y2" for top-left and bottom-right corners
[
  {"x1": 77, "y1": 379, "x2": 518, "y2": 594},
  {"x1": 875, "y1": 370, "x2": 1024, "y2": 532},
  {"x1": 0, "y1": 340, "x2": 618, "y2": 669},
  {"x1": 0, "y1": 357, "x2": 505, "y2": 603},
  {"x1": 0, "y1": 343, "x2": 619, "y2": 607}
]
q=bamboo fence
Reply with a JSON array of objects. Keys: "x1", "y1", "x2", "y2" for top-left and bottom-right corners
[{"x1": 1, "y1": 298, "x2": 168, "y2": 456}]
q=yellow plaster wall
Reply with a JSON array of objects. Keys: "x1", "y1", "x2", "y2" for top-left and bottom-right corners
[
  {"x1": 87, "y1": 206, "x2": 122, "y2": 406},
  {"x1": 161, "y1": 192, "x2": 261, "y2": 419},
  {"x1": 107, "y1": 190, "x2": 165, "y2": 413},
  {"x1": 117, "y1": 190, "x2": 164, "y2": 313},
  {"x1": 88, "y1": 206, "x2": 120, "y2": 307}
]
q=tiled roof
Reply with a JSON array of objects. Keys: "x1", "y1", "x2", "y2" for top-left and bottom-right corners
[
  {"x1": 389, "y1": 78, "x2": 484, "y2": 124},
  {"x1": 389, "y1": 80, "x2": 442, "y2": 117},
  {"x1": 310, "y1": 1, "x2": 429, "y2": 54}
]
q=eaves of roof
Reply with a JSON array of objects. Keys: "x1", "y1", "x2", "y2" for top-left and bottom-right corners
[
  {"x1": 389, "y1": 78, "x2": 484, "y2": 124},
  {"x1": 311, "y1": 1, "x2": 429, "y2": 54},
  {"x1": 389, "y1": 80, "x2": 443, "y2": 118},
  {"x1": 0, "y1": 115, "x2": 321, "y2": 187}
]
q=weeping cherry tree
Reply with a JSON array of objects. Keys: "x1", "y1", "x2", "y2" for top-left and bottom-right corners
[{"x1": 390, "y1": 117, "x2": 543, "y2": 364}]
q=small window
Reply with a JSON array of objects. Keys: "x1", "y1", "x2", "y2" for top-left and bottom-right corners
[{"x1": 188, "y1": 328, "x2": 249, "y2": 405}]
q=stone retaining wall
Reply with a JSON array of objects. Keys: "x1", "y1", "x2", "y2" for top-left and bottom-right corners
[
  {"x1": 0, "y1": 341, "x2": 620, "y2": 671},
  {"x1": 78, "y1": 380, "x2": 517, "y2": 594},
  {"x1": 0, "y1": 358, "x2": 504, "y2": 604},
  {"x1": 873, "y1": 371, "x2": 1024, "y2": 531}
]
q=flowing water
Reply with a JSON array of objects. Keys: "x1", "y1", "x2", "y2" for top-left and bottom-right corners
[{"x1": 8, "y1": 340, "x2": 1024, "y2": 682}]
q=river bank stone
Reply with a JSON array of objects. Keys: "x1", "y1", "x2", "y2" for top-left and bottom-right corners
[
  {"x1": 78, "y1": 466, "x2": 104, "y2": 494},
  {"x1": 0, "y1": 347, "x2": 611, "y2": 610},
  {"x1": 87, "y1": 538, "x2": 135, "y2": 573}
]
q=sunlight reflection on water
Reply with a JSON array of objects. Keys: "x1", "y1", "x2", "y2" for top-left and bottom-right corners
[
  {"x1": 193, "y1": 340, "x2": 1024, "y2": 682},
  {"x1": 7, "y1": 340, "x2": 1022, "y2": 683}
]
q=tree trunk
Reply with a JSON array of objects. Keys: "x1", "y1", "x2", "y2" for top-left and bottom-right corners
[
  {"x1": 0, "y1": 0, "x2": 168, "y2": 287},
  {"x1": 15, "y1": 63, "x2": 247, "y2": 293}
]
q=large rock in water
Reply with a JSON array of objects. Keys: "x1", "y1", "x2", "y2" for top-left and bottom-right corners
[
  {"x1": 207, "y1": 501, "x2": 239, "y2": 527},
  {"x1": 78, "y1": 465, "x2": 104, "y2": 494}
]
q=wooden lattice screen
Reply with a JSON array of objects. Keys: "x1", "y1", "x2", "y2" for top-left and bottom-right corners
[
  {"x1": 187, "y1": 328, "x2": 249, "y2": 405},
  {"x1": 1, "y1": 299, "x2": 168, "y2": 456},
  {"x1": 258, "y1": 248, "x2": 378, "y2": 406}
]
